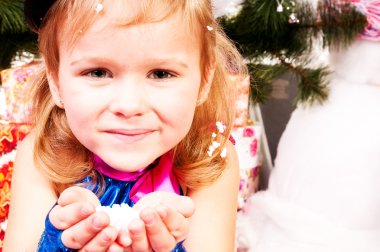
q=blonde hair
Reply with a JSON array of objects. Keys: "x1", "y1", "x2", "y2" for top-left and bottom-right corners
[{"x1": 32, "y1": 0, "x2": 247, "y2": 194}]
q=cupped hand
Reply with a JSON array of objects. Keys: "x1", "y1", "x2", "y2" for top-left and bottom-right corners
[
  {"x1": 49, "y1": 186, "x2": 127, "y2": 251},
  {"x1": 49, "y1": 188, "x2": 194, "y2": 251},
  {"x1": 128, "y1": 192, "x2": 195, "y2": 252}
]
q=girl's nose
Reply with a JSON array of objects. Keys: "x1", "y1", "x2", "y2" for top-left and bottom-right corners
[{"x1": 108, "y1": 80, "x2": 147, "y2": 117}]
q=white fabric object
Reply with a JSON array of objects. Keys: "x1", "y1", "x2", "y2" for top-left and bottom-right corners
[
  {"x1": 96, "y1": 204, "x2": 140, "y2": 230},
  {"x1": 245, "y1": 39, "x2": 380, "y2": 251},
  {"x1": 212, "y1": 0, "x2": 244, "y2": 17}
]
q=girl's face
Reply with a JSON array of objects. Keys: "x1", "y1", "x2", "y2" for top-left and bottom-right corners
[{"x1": 49, "y1": 11, "x2": 207, "y2": 171}]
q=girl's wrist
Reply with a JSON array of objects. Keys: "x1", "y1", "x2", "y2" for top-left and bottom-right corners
[{"x1": 37, "y1": 203, "x2": 77, "y2": 252}]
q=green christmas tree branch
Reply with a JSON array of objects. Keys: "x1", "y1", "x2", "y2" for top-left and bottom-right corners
[
  {"x1": 0, "y1": 0, "x2": 38, "y2": 73},
  {"x1": 219, "y1": 0, "x2": 367, "y2": 105},
  {"x1": 0, "y1": 0, "x2": 27, "y2": 33}
]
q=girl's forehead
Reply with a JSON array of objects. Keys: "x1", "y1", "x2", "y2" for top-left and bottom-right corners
[
  {"x1": 59, "y1": 9, "x2": 200, "y2": 59},
  {"x1": 66, "y1": 0, "x2": 192, "y2": 30},
  {"x1": 61, "y1": 14, "x2": 194, "y2": 53},
  {"x1": 60, "y1": 0, "x2": 198, "y2": 49}
]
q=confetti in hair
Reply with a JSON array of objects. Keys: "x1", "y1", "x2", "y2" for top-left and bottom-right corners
[
  {"x1": 207, "y1": 121, "x2": 228, "y2": 158},
  {"x1": 95, "y1": 2, "x2": 104, "y2": 13}
]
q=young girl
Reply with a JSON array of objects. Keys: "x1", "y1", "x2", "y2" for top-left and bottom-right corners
[{"x1": 4, "y1": 0, "x2": 246, "y2": 251}]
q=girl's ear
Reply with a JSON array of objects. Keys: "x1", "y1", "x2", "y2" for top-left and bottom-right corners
[
  {"x1": 46, "y1": 71, "x2": 64, "y2": 109},
  {"x1": 197, "y1": 65, "x2": 216, "y2": 106}
]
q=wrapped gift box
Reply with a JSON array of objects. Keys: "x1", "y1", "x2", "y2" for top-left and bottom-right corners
[
  {"x1": 232, "y1": 125, "x2": 261, "y2": 210},
  {"x1": 1, "y1": 62, "x2": 41, "y2": 123},
  {"x1": 232, "y1": 75, "x2": 250, "y2": 128},
  {"x1": 0, "y1": 122, "x2": 31, "y2": 250}
]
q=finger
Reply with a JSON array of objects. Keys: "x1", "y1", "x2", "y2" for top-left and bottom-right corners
[
  {"x1": 78, "y1": 226, "x2": 118, "y2": 252},
  {"x1": 169, "y1": 196, "x2": 194, "y2": 218},
  {"x1": 49, "y1": 201, "x2": 95, "y2": 230},
  {"x1": 116, "y1": 229, "x2": 132, "y2": 248},
  {"x1": 128, "y1": 219, "x2": 151, "y2": 252},
  {"x1": 106, "y1": 242, "x2": 125, "y2": 252},
  {"x1": 140, "y1": 208, "x2": 175, "y2": 252},
  {"x1": 61, "y1": 211, "x2": 110, "y2": 249},
  {"x1": 121, "y1": 246, "x2": 133, "y2": 252},
  {"x1": 135, "y1": 192, "x2": 194, "y2": 218},
  {"x1": 156, "y1": 204, "x2": 189, "y2": 242},
  {"x1": 58, "y1": 186, "x2": 100, "y2": 207}
]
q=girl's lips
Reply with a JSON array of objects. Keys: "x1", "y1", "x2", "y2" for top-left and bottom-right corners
[
  {"x1": 106, "y1": 129, "x2": 155, "y2": 135},
  {"x1": 104, "y1": 129, "x2": 155, "y2": 143}
]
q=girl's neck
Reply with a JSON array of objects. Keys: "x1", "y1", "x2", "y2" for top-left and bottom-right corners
[
  {"x1": 92, "y1": 155, "x2": 157, "y2": 181},
  {"x1": 91, "y1": 151, "x2": 180, "y2": 203}
]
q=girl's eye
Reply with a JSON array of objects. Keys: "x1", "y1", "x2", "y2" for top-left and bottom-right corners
[
  {"x1": 148, "y1": 70, "x2": 175, "y2": 80},
  {"x1": 84, "y1": 69, "x2": 112, "y2": 78}
]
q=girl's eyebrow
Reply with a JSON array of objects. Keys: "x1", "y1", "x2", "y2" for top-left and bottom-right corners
[
  {"x1": 70, "y1": 56, "x2": 190, "y2": 69},
  {"x1": 70, "y1": 57, "x2": 113, "y2": 66},
  {"x1": 143, "y1": 58, "x2": 190, "y2": 69}
]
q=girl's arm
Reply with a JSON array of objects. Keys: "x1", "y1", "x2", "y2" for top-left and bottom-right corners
[
  {"x1": 3, "y1": 133, "x2": 57, "y2": 252},
  {"x1": 185, "y1": 141, "x2": 240, "y2": 251}
]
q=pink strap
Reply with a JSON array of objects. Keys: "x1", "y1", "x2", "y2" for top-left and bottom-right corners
[{"x1": 93, "y1": 152, "x2": 180, "y2": 203}]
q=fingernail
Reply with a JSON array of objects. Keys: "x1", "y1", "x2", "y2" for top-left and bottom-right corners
[
  {"x1": 101, "y1": 230, "x2": 112, "y2": 242},
  {"x1": 156, "y1": 205, "x2": 167, "y2": 218},
  {"x1": 81, "y1": 205, "x2": 92, "y2": 216},
  {"x1": 92, "y1": 217, "x2": 103, "y2": 229},
  {"x1": 130, "y1": 228, "x2": 141, "y2": 237},
  {"x1": 121, "y1": 235, "x2": 132, "y2": 246},
  {"x1": 143, "y1": 213, "x2": 156, "y2": 226}
]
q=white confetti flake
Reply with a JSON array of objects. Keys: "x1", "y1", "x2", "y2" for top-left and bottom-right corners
[
  {"x1": 95, "y1": 3, "x2": 104, "y2": 13},
  {"x1": 212, "y1": 141, "x2": 221, "y2": 148},
  {"x1": 216, "y1": 121, "x2": 226, "y2": 133},
  {"x1": 220, "y1": 147, "x2": 227, "y2": 158},
  {"x1": 96, "y1": 203, "x2": 140, "y2": 230}
]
